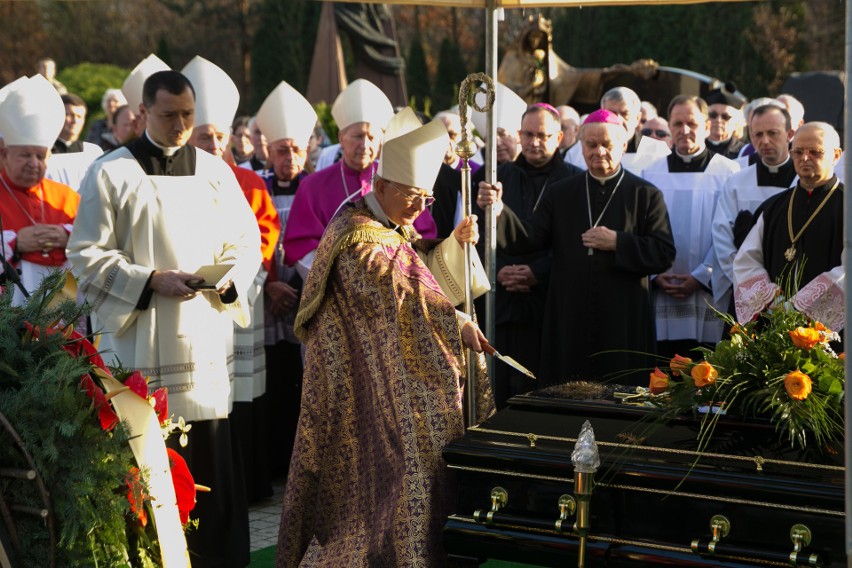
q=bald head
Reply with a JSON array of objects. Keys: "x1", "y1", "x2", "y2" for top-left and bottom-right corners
[
  {"x1": 557, "y1": 105, "x2": 580, "y2": 148},
  {"x1": 791, "y1": 122, "x2": 842, "y2": 189}
]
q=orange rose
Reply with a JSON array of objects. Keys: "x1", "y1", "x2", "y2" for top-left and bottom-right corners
[
  {"x1": 730, "y1": 324, "x2": 746, "y2": 336},
  {"x1": 839, "y1": 353, "x2": 846, "y2": 361},
  {"x1": 669, "y1": 354, "x2": 692, "y2": 377},
  {"x1": 789, "y1": 327, "x2": 821, "y2": 349},
  {"x1": 814, "y1": 322, "x2": 829, "y2": 333},
  {"x1": 691, "y1": 361, "x2": 718, "y2": 388},
  {"x1": 649, "y1": 367, "x2": 669, "y2": 394},
  {"x1": 784, "y1": 370, "x2": 812, "y2": 401}
]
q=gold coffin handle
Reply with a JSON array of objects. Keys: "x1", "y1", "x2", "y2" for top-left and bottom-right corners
[
  {"x1": 554, "y1": 494, "x2": 576, "y2": 533},
  {"x1": 691, "y1": 514, "x2": 730, "y2": 554},
  {"x1": 473, "y1": 486, "x2": 509, "y2": 525},
  {"x1": 789, "y1": 523, "x2": 819, "y2": 566}
]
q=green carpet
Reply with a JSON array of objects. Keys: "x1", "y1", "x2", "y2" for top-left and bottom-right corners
[
  {"x1": 248, "y1": 547, "x2": 540, "y2": 568},
  {"x1": 248, "y1": 545, "x2": 276, "y2": 567}
]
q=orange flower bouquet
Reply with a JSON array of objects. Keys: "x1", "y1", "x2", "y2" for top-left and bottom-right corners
[{"x1": 646, "y1": 302, "x2": 844, "y2": 451}]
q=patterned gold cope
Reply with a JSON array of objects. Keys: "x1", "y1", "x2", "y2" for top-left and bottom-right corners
[{"x1": 277, "y1": 201, "x2": 494, "y2": 566}]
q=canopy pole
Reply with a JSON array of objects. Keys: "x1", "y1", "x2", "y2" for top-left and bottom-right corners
[
  {"x1": 483, "y1": 1, "x2": 501, "y2": 383},
  {"x1": 844, "y1": 0, "x2": 851, "y2": 565}
]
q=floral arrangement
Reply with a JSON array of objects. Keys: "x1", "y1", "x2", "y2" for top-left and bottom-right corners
[
  {"x1": 647, "y1": 300, "x2": 845, "y2": 452},
  {"x1": 0, "y1": 272, "x2": 195, "y2": 566}
]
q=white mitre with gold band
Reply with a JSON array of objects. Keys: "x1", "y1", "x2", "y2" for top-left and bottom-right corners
[
  {"x1": 181, "y1": 55, "x2": 239, "y2": 132},
  {"x1": 378, "y1": 116, "x2": 447, "y2": 190},
  {"x1": 378, "y1": 114, "x2": 489, "y2": 305},
  {"x1": 471, "y1": 80, "x2": 526, "y2": 135},
  {"x1": 0, "y1": 74, "x2": 66, "y2": 147},
  {"x1": 256, "y1": 81, "x2": 317, "y2": 147},
  {"x1": 331, "y1": 78, "x2": 393, "y2": 132},
  {"x1": 123, "y1": 54, "x2": 170, "y2": 111}
]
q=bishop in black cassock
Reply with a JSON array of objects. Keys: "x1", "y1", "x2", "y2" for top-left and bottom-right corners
[{"x1": 481, "y1": 109, "x2": 676, "y2": 386}]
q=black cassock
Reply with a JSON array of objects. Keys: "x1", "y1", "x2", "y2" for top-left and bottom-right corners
[
  {"x1": 498, "y1": 168, "x2": 676, "y2": 385},
  {"x1": 757, "y1": 176, "x2": 844, "y2": 288}
]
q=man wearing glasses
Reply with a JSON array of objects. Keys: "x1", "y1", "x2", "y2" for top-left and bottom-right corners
[
  {"x1": 640, "y1": 117, "x2": 672, "y2": 148},
  {"x1": 705, "y1": 86, "x2": 747, "y2": 160},
  {"x1": 476, "y1": 102, "x2": 581, "y2": 407},
  {"x1": 277, "y1": 110, "x2": 493, "y2": 566},
  {"x1": 477, "y1": 109, "x2": 675, "y2": 387},
  {"x1": 733, "y1": 122, "x2": 844, "y2": 330}
]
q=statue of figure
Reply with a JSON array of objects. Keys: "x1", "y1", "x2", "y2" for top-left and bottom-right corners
[
  {"x1": 333, "y1": 3, "x2": 407, "y2": 106},
  {"x1": 499, "y1": 15, "x2": 659, "y2": 107}
]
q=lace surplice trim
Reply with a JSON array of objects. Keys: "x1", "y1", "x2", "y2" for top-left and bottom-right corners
[
  {"x1": 793, "y1": 273, "x2": 845, "y2": 331},
  {"x1": 735, "y1": 273, "x2": 778, "y2": 323}
]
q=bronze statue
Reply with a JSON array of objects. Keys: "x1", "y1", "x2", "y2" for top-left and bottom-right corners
[{"x1": 498, "y1": 15, "x2": 658, "y2": 107}]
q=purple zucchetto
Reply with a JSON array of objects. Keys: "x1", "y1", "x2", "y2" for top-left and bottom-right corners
[{"x1": 583, "y1": 108, "x2": 623, "y2": 126}]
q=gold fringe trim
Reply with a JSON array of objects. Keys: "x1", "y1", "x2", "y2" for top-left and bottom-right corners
[{"x1": 294, "y1": 223, "x2": 406, "y2": 342}]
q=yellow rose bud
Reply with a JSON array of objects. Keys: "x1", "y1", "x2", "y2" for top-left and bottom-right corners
[
  {"x1": 789, "y1": 327, "x2": 821, "y2": 349},
  {"x1": 690, "y1": 361, "x2": 718, "y2": 388},
  {"x1": 784, "y1": 370, "x2": 812, "y2": 401},
  {"x1": 669, "y1": 354, "x2": 692, "y2": 377},
  {"x1": 649, "y1": 367, "x2": 669, "y2": 394}
]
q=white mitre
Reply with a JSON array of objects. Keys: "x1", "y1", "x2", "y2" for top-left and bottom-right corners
[
  {"x1": 378, "y1": 116, "x2": 448, "y2": 190},
  {"x1": 256, "y1": 81, "x2": 317, "y2": 147},
  {"x1": 0, "y1": 76, "x2": 27, "y2": 140},
  {"x1": 0, "y1": 75, "x2": 66, "y2": 147},
  {"x1": 471, "y1": 81, "x2": 526, "y2": 136},
  {"x1": 383, "y1": 107, "x2": 422, "y2": 143},
  {"x1": 122, "y1": 54, "x2": 170, "y2": 111},
  {"x1": 331, "y1": 78, "x2": 393, "y2": 132},
  {"x1": 181, "y1": 56, "x2": 239, "y2": 133}
]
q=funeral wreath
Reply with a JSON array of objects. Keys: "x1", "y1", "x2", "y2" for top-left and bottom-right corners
[{"x1": 0, "y1": 272, "x2": 195, "y2": 567}]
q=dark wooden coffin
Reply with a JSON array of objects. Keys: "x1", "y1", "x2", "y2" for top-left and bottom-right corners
[{"x1": 443, "y1": 384, "x2": 846, "y2": 567}]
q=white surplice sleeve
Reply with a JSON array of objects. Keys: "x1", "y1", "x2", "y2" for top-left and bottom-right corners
[
  {"x1": 732, "y1": 213, "x2": 779, "y2": 324},
  {"x1": 67, "y1": 157, "x2": 157, "y2": 336},
  {"x1": 792, "y1": 255, "x2": 845, "y2": 331}
]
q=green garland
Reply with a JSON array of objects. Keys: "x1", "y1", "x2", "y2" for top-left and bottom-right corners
[{"x1": 0, "y1": 273, "x2": 139, "y2": 566}]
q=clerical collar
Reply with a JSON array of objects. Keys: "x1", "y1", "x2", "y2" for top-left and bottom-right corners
[
  {"x1": 675, "y1": 147, "x2": 707, "y2": 163},
  {"x1": 589, "y1": 167, "x2": 622, "y2": 185},
  {"x1": 127, "y1": 134, "x2": 196, "y2": 176},
  {"x1": 760, "y1": 155, "x2": 789, "y2": 173},
  {"x1": 145, "y1": 131, "x2": 182, "y2": 156},
  {"x1": 707, "y1": 137, "x2": 732, "y2": 147}
]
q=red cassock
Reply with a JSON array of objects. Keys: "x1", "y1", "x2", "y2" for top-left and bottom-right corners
[
  {"x1": 229, "y1": 164, "x2": 280, "y2": 272},
  {"x1": 0, "y1": 169, "x2": 79, "y2": 268}
]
